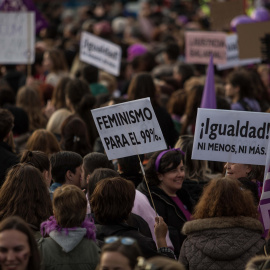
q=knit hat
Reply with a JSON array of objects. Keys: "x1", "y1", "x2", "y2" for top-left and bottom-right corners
[{"x1": 127, "y1": 44, "x2": 148, "y2": 61}]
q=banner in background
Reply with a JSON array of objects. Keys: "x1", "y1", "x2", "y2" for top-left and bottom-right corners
[
  {"x1": 80, "y1": 31, "x2": 122, "y2": 76},
  {"x1": 91, "y1": 98, "x2": 167, "y2": 160},
  {"x1": 185, "y1": 31, "x2": 227, "y2": 64},
  {"x1": 0, "y1": 12, "x2": 35, "y2": 64}
]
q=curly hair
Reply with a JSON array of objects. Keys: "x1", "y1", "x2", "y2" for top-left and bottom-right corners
[
  {"x1": 0, "y1": 163, "x2": 52, "y2": 228},
  {"x1": 91, "y1": 177, "x2": 135, "y2": 225},
  {"x1": 192, "y1": 177, "x2": 258, "y2": 219},
  {"x1": 145, "y1": 149, "x2": 184, "y2": 186}
]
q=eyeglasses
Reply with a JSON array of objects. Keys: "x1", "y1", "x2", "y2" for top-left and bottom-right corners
[{"x1": 104, "y1": 236, "x2": 136, "y2": 245}]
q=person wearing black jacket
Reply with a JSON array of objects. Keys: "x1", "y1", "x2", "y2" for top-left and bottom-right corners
[
  {"x1": 90, "y1": 176, "x2": 175, "y2": 259},
  {"x1": 137, "y1": 149, "x2": 194, "y2": 259},
  {"x1": 0, "y1": 109, "x2": 19, "y2": 187}
]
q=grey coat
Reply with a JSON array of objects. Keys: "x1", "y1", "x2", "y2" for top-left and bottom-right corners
[{"x1": 179, "y1": 216, "x2": 265, "y2": 270}]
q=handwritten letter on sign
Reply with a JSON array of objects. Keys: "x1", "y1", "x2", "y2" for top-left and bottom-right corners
[
  {"x1": 192, "y1": 109, "x2": 270, "y2": 165},
  {"x1": 91, "y1": 98, "x2": 167, "y2": 160},
  {"x1": 0, "y1": 12, "x2": 35, "y2": 64},
  {"x1": 80, "y1": 31, "x2": 122, "y2": 76}
]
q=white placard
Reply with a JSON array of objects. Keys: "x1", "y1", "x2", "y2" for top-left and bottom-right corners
[
  {"x1": 80, "y1": 31, "x2": 121, "y2": 76},
  {"x1": 0, "y1": 12, "x2": 35, "y2": 64},
  {"x1": 91, "y1": 98, "x2": 167, "y2": 160},
  {"x1": 192, "y1": 108, "x2": 270, "y2": 165},
  {"x1": 217, "y1": 34, "x2": 260, "y2": 70}
]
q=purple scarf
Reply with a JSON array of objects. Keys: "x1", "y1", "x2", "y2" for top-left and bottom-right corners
[{"x1": 41, "y1": 216, "x2": 96, "y2": 241}]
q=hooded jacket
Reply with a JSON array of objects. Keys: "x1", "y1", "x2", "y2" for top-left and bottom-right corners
[
  {"x1": 39, "y1": 228, "x2": 100, "y2": 270},
  {"x1": 137, "y1": 181, "x2": 193, "y2": 258},
  {"x1": 179, "y1": 216, "x2": 265, "y2": 270}
]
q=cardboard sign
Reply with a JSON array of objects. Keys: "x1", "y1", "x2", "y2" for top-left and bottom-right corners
[
  {"x1": 185, "y1": 31, "x2": 227, "y2": 64},
  {"x1": 217, "y1": 34, "x2": 260, "y2": 70},
  {"x1": 91, "y1": 98, "x2": 167, "y2": 160},
  {"x1": 0, "y1": 12, "x2": 35, "y2": 64},
  {"x1": 237, "y1": 21, "x2": 270, "y2": 59},
  {"x1": 80, "y1": 31, "x2": 122, "y2": 76},
  {"x1": 0, "y1": 0, "x2": 48, "y2": 33},
  {"x1": 192, "y1": 108, "x2": 270, "y2": 165},
  {"x1": 210, "y1": 0, "x2": 243, "y2": 31}
]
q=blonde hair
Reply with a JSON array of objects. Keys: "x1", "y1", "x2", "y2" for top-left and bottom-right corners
[{"x1": 46, "y1": 108, "x2": 72, "y2": 135}]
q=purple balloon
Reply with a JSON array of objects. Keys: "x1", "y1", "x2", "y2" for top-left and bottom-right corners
[
  {"x1": 230, "y1": 15, "x2": 254, "y2": 32},
  {"x1": 251, "y1": 7, "x2": 270, "y2": 22}
]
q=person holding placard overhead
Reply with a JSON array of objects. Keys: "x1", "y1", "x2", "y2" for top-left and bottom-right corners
[
  {"x1": 127, "y1": 73, "x2": 178, "y2": 147},
  {"x1": 137, "y1": 148, "x2": 193, "y2": 259}
]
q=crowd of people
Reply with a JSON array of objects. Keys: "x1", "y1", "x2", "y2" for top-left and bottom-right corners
[{"x1": 1, "y1": 0, "x2": 270, "y2": 269}]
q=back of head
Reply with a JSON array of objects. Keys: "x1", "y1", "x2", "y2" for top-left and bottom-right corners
[
  {"x1": 0, "y1": 86, "x2": 15, "y2": 106},
  {"x1": 0, "y1": 108, "x2": 14, "y2": 141},
  {"x1": 16, "y1": 86, "x2": 41, "y2": 111},
  {"x1": 53, "y1": 184, "x2": 87, "y2": 227},
  {"x1": 164, "y1": 42, "x2": 180, "y2": 61},
  {"x1": 46, "y1": 48, "x2": 68, "y2": 72},
  {"x1": 88, "y1": 168, "x2": 119, "y2": 197},
  {"x1": 127, "y1": 73, "x2": 156, "y2": 103},
  {"x1": 91, "y1": 177, "x2": 135, "y2": 224},
  {"x1": 82, "y1": 64, "x2": 99, "y2": 84},
  {"x1": 50, "y1": 151, "x2": 83, "y2": 184},
  {"x1": 0, "y1": 163, "x2": 52, "y2": 228},
  {"x1": 227, "y1": 69, "x2": 254, "y2": 99},
  {"x1": 46, "y1": 108, "x2": 72, "y2": 135},
  {"x1": 66, "y1": 78, "x2": 90, "y2": 109},
  {"x1": 61, "y1": 115, "x2": 92, "y2": 157},
  {"x1": 193, "y1": 177, "x2": 258, "y2": 219},
  {"x1": 20, "y1": 150, "x2": 50, "y2": 173},
  {"x1": 118, "y1": 155, "x2": 144, "y2": 175},
  {"x1": 175, "y1": 63, "x2": 195, "y2": 85},
  {"x1": 51, "y1": 76, "x2": 72, "y2": 110},
  {"x1": 0, "y1": 216, "x2": 40, "y2": 270},
  {"x1": 83, "y1": 152, "x2": 114, "y2": 177},
  {"x1": 26, "y1": 129, "x2": 61, "y2": 156}
]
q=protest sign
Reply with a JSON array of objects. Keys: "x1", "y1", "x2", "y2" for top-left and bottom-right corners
[
  {"x1": 0, "y1": 0, "x2": 48, "y2": 33},
  {"x1": 210, "y1": 0, "x2": 243, "y2": 31},
  {"x1": 185, "y1": 31, "x2": 227, "y2": 64},
  {"x1": 217, "y1": 34, "x2": 260, "y2": 70},
  {"x1": 0, "y1": 12, "x2": 35, "y2": 64},
  {"x1": 91, "y1": 98, "x2": 167, "y2": 160},
  {"x1": 192, "y1": 108, "x2": 270, "y2": 165},
  {"x1": 259, "y1": 140, "x2": 270, "y2": 233},
  {"x1": 80, "y1": 31, "x2": 122, "y2": 76},
  {"x1": 237, "y1": 21, "x2": 270, "y2": 59}
]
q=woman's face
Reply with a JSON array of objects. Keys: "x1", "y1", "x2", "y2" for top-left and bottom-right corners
[
  {"x1": 43, "y1": 52, "x2": 53, "y2": 72},
  {"x1": 0, "y1": 229, "x2": 31, "y2": 270},
  {"x1": 224, "y1": 162, "x2": 251, "y2": 179},
  {"x1": 158, "y1": 160, "x2": 185, "y2": 196},
  {"x1": 100, "y1": 251, "x2": 132, "y2": 270}
]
